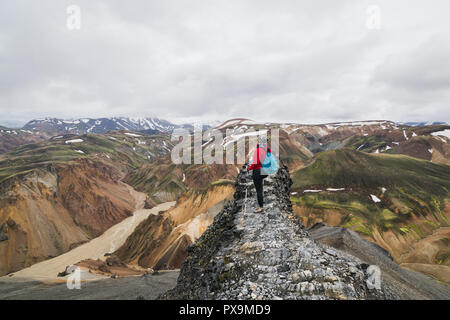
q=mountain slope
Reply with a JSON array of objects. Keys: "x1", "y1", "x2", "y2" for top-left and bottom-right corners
[
  {"x1": 0, "y1": 132, "x2": 174, "y2": 276},
  {"x1": 115, "y1": 183, "x2": 234, "y2": 270},
  {"x1": 160, "y1": 164, "x2": 450, "y2": 299},
  {"x1": 22, "y1": 117, "x2": 217, "y2": 135},
  {"x1": 309, "y1": 223, "x2": 450, "y2": 298},
  {"x1": 23, "y1": 117, "x2": 178, "y2": 134},
  {"x1": 0, "y1": 160, "x2": 139, "y2": 276},
  {"x1": 0, "y1": 129, "x2": 53, "y2": 154},
  {"x1": 290, "y1": 149, "x2": 450, "y2": 283}
]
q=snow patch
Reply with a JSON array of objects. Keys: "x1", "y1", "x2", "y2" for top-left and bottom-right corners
[
  {"x1": 303, "y1": 190, "x2": 322, "y2": 193},
  {"x1": 431, "y1": 129, "x2": 450, "y2": 140},
  {"x1": 65, "y1": 139, "x2": 83, "y2": 144},
  {"x1": 403, "y1": 130, "x2": 409, "y2": 141},
  {"x1": 370, "y1": 194, "x2": 381, "y2": 203},
  {"x1": 125, "y1": 132, "x2": 142, "y2": 137}
]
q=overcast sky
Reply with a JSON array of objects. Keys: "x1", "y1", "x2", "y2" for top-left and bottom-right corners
[{"x1": 1, "y1": 0, "x2": 449, "y2": 126}]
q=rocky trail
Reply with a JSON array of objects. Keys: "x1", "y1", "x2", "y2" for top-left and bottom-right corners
[{"x1": 161, "y1": 164, "x2": 450, "y2": 300}]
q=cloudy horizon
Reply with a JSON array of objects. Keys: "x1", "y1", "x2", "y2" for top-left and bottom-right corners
[{"x1": 1, "y1": 0, "x2": 450, "y2": 127}]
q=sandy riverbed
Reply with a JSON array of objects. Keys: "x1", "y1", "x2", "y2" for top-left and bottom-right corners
[{"x1": 1, "y1": 201, "x2": 175, "y2": 281}]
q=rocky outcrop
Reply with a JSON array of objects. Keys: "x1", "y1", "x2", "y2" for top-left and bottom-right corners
[
  {"x1": 160, "y1": 164, "x2": 397, "y2": 300},
  {"x1": 115, "y1": 184, "x2": 234, "y2": 270},
  {"x1": 309, "y1": 223, "x2": 450, "y2": 299}
]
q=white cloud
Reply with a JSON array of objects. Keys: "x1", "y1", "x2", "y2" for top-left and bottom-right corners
[{"x1": 0, "y1": 0, "x2": 449, "y2": 126}]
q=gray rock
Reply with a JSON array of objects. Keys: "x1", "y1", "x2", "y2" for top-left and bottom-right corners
[{"x1": 159, "y1": 163, "x2": 398, "y2": 300}]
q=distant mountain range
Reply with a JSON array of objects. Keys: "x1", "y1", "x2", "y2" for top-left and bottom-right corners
[
  {"x1": 9, "y1": 118, "x2": 447, "y2": 135},
  {"x1": 398, "y1": 121, "x2": 448, "y2": 126},
  {"x1": 21, "y1": 117, "x2": 218, "y2": 134}
]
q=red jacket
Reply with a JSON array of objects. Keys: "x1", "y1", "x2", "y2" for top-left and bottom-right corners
[{"x1": 248, "y1": 146, "x2": 270, "y2": 171}]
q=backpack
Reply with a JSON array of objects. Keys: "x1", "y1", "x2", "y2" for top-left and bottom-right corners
[{"x1": 260, "y1": 148, "x2": 278, "y2": 175}]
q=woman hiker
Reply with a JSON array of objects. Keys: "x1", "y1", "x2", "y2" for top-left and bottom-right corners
[{"x1": 248, "y1": 136, "x2": 270, "y2": 213}]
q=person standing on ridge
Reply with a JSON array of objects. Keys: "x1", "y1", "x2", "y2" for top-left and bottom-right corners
[{"x1": 248, "y1": 136, "x2": 270, "y2": 213}]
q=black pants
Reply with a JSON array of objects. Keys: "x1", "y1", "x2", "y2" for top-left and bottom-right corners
[{"x1": 252, "y1": 169, "x2": 267, "y2": 208}]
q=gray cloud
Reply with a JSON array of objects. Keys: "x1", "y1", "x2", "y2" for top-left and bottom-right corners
[{"x1": 0, "y1": 0, "x2": 449, "y2": 126}]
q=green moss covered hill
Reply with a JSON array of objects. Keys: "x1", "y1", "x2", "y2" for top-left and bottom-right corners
[{"x1": 291, "y1": 148, "x2": 450, "y2": 238}]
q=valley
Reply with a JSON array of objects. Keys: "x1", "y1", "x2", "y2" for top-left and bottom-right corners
[
  {"x1": 2, "y1": 201, "x2": 175, "y2": 280},
  {"x1": 0, "y1": 117, "x2": 449, "y2": 299}
]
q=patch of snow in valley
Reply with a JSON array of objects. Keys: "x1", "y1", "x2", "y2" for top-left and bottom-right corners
[
  {"x1": 107, "y1": 136, "x2": 117, "y2": 141},
  {"x1": 182, "y1": 173, "x2": 186, "y2": 182},
  {"x1": 75, "y1": 150, "x2": 85, "y2": 154},
  {"x1": 403, "y1": 130, "x2": 409, "y2": 140},
  {"x1": 370, "y1": 194, "x2": 382, "y2": 203},
  {"x1": 65, "y1": 139, "x2": 83, "y2": 144},
  {"x1": 125, "y1": 132, "x2": 142, "y2": 137},
  {"x1": 434, "y1": 136, "x2": 447, "y2": 143},
  {"x1": 381, "y1": 187, "x2": 387, "y2": 194},
  {"x1": 428, "y1": 149, "x2": 433, "y2": 154},
  {"x1": 326, "y1": 188, "x2": 345, "y2": 192},
  {"x1": 291, "y1": 192, "x2": 298, "y2": 195},
  {"x1": 136, "y1": 139, "x2": 146, "y2": 145},
  {"x1": 303, "y1": 189, "x2": 322, "y2": 193},
  {"x1": 431, "y1": 129, "x2": 450, "y2": 140}
]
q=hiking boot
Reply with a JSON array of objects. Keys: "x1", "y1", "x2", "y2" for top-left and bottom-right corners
[{"x1": 254, "y1": 207, "x2": 264, "y2": 214}]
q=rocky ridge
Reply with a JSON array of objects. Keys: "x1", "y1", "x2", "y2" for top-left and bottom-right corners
[{"x1": 160, "y1": 164, "x2": 396, "y2": 300}]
